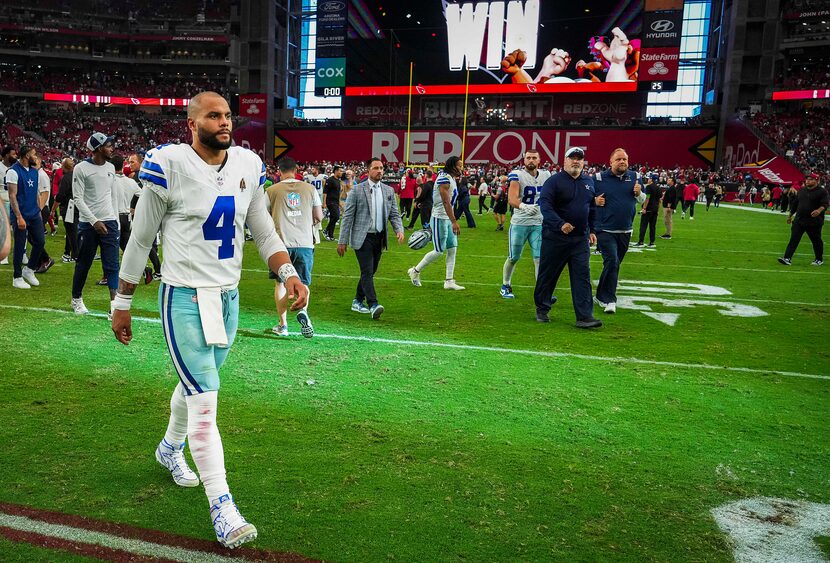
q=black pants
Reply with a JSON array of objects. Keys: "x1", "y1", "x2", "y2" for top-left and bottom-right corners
[
  {"x1": 637, "y1": 211, "x2": 658, "y2": 244},
  {"x1": 682, "y1": 200, "x2": 695, "y2": 217},
  {"x1": 478, "y1": 195, "x2": 488, "y2": 214},
  {"x1": 12, "y1": 214, "x2": 44, "y2": 278},
  {"x1": 781, "y1": 197, "x2": 789, "y2": 213},
  {"x1": 148, "y1": 238, "x2": 162, "y2": 273},
  {"x1": 72, "y1": 220, "x2": 120, "y2": 298},
  {"x1": 325, "y1": 203, "x2": 340, "y2": 239},
  {"x1": 406, "y1": 204, "x2": 421, "y2": 229},
  {"x1": 595, "y1": 231, "x2": 630, "y2": 305},
  {"x1": 454, "y1": 196, "x2": 476, "y2": 228},
  {"x1": 534, "y1": 233, "x2": 593, "y2": 321},
  {"x1": 354, "y1": 232, "x2": 384, "y2": 307},
  {"x1": 705, "y1": 196, "x2": 713, "y2": 210},
  {"x1": 784, "y1": 222, "x2": 824, "y2": 261},
  {"x1": 415, "y1": 202, "x2": 432, "y2": 229},
  {"x1": 63, "y1": 219, "x2": 78, "y2": 259},
  {"x1": 119, "y1": 213, "x2": 131, "y2": 251},
  {"x1": 399, "y1": 198, "x2": 413, "y2": 219},
  {"x1": 714, "y1": 195, "x2": 721, "y2": 208}
]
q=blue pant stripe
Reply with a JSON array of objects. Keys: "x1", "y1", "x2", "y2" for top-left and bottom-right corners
[{"x1": 162, "y1": 284, "x2": 203, "y2": 394}]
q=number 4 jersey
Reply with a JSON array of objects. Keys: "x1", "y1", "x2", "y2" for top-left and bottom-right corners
[
  {"x1": 508, "y1": 168, "x2": 551, "y2": 226},
  {"x1": 121, "y1": 144, "x2": 286, "y2": 289}
]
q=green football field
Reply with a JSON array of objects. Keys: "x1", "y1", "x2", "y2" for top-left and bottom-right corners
[{"x1": 0, "y1": 203, "x2": 828, "y2": 561}]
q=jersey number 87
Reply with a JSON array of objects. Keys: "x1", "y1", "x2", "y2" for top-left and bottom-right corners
[{"x1": 521, "y1": 186, "x2": 538, "y2": 205}]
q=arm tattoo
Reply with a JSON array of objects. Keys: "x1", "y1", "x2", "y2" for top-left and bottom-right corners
[{"x1": 117, "y1": 279, "x2": 137, "y2": 296}]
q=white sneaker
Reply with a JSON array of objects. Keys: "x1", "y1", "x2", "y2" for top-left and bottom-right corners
[
  {"x1": 21, "y1": 266, "x2": 40, "y2": 287},
  {"x1": 210, "y1": 494, "x2": 257, "y2": 549},
  {"x1": 271, "y1": 324, "x2": 289, "y2": 336},
  {"x1": 0, "y1": 257, "x2": 7, "y2": 265},
  {"x1": 71, "y1": 297, "x2": 89, "y2": 315},
  {"x1": 155, "y1": 439, "x2": 200, "y2": 487},
  {"x1": 690, "y1": 216, "x2": 694, "y2": 221},
  {"x1": 604, "y1": 302, "x2": 617, "y2": 314},
  {"x1": 407, "y1": 267, "x2": 422, "y2": 287},
  {"x1": 444, "y1": 279, "x2": 465, "y2": 290},
  {"x1": 12, "y1": 277, "x2": 31, "y2": 289}
]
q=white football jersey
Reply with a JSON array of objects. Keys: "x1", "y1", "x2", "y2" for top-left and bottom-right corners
[
  {"x1": 306, "y1": 174, "x2": 327, "y2": 200},
  {"x1": 138, "y1": 144, "x2": 269, "y2": 288},
  {"x1": 432, "y1": 171, "x2": 458, "y2": 220},
  {"x1": 507, "y1": 168, "x2": 551, "y2": 226}
]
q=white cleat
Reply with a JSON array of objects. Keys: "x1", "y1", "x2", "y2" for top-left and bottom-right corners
[
  {"x1": 604, "y1": 302, "x2": 617, "y2": 314},
  {"x1": 71, "y1": 297, "x2": 89, "y2": 315},
  {"x1": 444, "y1": 279, "x2": 465, "y2": 290},
  {"x1": 155, "y1": 439, "x2": 200, "y2": 487},
  {"x1": 22, "y1": 266, "x2": 40, "y2": 287},
  {"x1": 407, "y1": 267, "x2": 421, "y2": 287},
  {"x1": 210, "y1": 494, "x2": 257, "y2": 549},
  {"x1": 12, "y1": 277, "x2": 31, "y2": 289}
]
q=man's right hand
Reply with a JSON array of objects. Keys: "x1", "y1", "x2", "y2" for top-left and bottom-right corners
[
  {"x1": 337, "y1": 243, "x2": 347, "y2": 257},
  {"x1": 561, "y1": 222, "x2": 574, "y2": 234},
  {"x1": 786, "y1": 216, "x2": 793, "y2": 224},
  {"x1": 451, "y1": 221, "x2": 461, "y2": 235},
  {"x1": 595, "y1": 194, "x2": 606, "y2": 207},
  {"x1": 93, "y1": 221, "x2": 108, "y2": 235},
  {"x1": 16, "y1": 217, "x2": 26, "y2": 230},
  {"x1": 112, "y1": 309, "x2": 133, "y2": 345}
]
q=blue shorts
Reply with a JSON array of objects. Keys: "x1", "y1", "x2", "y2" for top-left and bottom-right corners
[
  {"x1": 158, "y1": 283, "x2": 239, "y2": 395},
  {"x1": 268, "y1": 247, "x2": 314, "y2": 285},
  {"x1": 430, "y1": 217, "x2": 458, "y2": 253},
  {"x1": 508, "y1": 224, "x2": 542, "y2": 260}
]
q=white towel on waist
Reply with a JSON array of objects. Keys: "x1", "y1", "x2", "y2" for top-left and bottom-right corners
[{"x1": 196, "y1": 287, "x2": 228, "y2": 347}]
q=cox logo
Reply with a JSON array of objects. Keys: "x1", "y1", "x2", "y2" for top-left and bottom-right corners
[
  {"x1": 650, "y1": 20, "x2": 675, "y2": 32},
  {"x1": 317, "y1": 67, "x2": 344, "y2": 77},
  {"x1": 321, "y1": 1, "x2": 345, "y2": 11}
]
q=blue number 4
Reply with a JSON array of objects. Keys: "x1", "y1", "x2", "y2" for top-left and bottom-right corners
[{"x1": 202, "y1": 196, "x2": 235, "y2": 259}]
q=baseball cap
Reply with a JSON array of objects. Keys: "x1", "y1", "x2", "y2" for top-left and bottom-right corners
[
  {"x1": 52, "y1": 162, "x2": 61, "y2": 170},
  {"x1": 87, "y1": 132, "x2": 113, "y2": 152},
  {"x1": 807, "y1": 172, "x2": 820, "y2": 179},
  {"x1": 565, "y1": 147, "x2": 585, "y2": 159}
]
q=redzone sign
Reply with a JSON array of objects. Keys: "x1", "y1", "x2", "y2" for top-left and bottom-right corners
[{"x1": 275, "y1": 128, "x2": 715, "y2": 167}]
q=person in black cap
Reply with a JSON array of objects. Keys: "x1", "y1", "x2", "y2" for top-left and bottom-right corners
[
  {"x1": 533, "y1": 147, "x2": 602, "y2": 328},
  {"x1": 778, "y1": 172, "x2": 828, "y2": 266}
]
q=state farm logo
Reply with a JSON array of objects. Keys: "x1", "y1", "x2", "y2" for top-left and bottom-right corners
[
  {"x1": 641, "y1": 52, "x2": 679, "y2": 62},
  {"x1": 648, "y1": 62, "x2": 670, "y2": 75},
  {"x1": 241, "y1": 96, "x2": 266, "y2": 104},
  {"x1": 320, "y1": 1, "x2": 345, "y2": 11},
  {"x1": 650, "y1": 20, "x2": 675, "y2": 32}
]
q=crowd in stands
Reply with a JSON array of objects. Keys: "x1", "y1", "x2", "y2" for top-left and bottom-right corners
[
  {"x1": 751, "y1": 108, "x2": 830, "y2": 178},
  {"x1": 4, "y1": 67, "x2": 229, "y2": 98},
  {"x1": 777, "y1": 64, "x2": 830, "y2": 90}
]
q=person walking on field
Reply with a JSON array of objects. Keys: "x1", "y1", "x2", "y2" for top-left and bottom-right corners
[{"x1": 778, "y1": 172, "x2": 828, "y2": 266}]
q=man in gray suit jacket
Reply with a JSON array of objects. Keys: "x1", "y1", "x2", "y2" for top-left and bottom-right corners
[{"x1": 337, "y1": 157, "x2": 405, "y2": 319}]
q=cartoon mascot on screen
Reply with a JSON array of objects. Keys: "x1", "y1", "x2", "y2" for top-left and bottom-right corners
[{"x1": 501, "y1": 27, "x2": 639, "y2": 84}]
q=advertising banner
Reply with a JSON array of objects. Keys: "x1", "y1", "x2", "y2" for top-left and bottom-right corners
[
  {"x1": 735, "y1": 157, "x2": 805, "y2": 186},
  {"x1": 239, "y1": 94, "x2": 267, "y2": 123},
  {"x1": 274, "y1": 128, "x2": 715, "y2": 167}
]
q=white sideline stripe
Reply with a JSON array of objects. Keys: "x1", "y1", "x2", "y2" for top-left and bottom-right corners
[
  {"x1": 0, "y1": 304, "x2": 827, "y2": 382},
  {"x1": 720, "y1": 203, "x2": 830, "y2": 220},
  {"x1": 0, "y1": 512, "x2": 242, "y2": 563}
]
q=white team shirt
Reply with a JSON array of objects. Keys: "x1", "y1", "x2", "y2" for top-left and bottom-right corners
[
  {"x1": 478, "y1": 182, "x2": 489, "y2": 196},
  {"x1": 123, "y1": 144, "x2": 285, "y2": 289},
  {"x1": 306, "y1": 173, "x2": 327, "y2": 201},
  {"x1": 432, "y1": 171, "x2": 458, "y2": 220},
  {"x1": 73, "y1": 159, "x2": 118, "y2": 223},
  {"x1": 507, "y1": 168, "x2": 551, "y2": 226},
  {"x1": 0, "y1": 161, "x2": 8, "y2": 204},
  {"x1": 113, "y1": 174, "x2": 142, "y2": 215}
]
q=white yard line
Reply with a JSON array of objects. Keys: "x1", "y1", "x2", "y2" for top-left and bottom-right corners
[
  {"x1": 0, "y1": 512, "x2": 242, "y2": 563},
  {"x1": 0, "y1": 304, "x2": 827, "y2": 382}
]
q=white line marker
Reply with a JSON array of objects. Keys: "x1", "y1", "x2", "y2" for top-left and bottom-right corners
[
  {"x1": 712, "y1": 497, "x2": 830, "y2": 563},
  {"x1": 0, "y1": 512, "x2": 242, "y2": 563},
  {"x1": 642, "y1": 312, "x2": 679, "y2": 326},
  {"x1": 0, "y1": 303, "x2": 826, "y2": 381}
]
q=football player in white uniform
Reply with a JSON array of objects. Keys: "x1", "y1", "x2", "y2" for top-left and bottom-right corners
[
  {"x1": 408, "y1": 156, "x2": 465, "y2": 290},
  {"x1": 501, "y1": 149, "x2": 551, "y2": 298},
  {"x1": 111, "y1": 92, "x2": 308, "y2": 549}
]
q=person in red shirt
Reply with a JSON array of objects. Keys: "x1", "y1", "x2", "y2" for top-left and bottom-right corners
[
  {"x1": 399, "y1": 169, "x2": 416, "y2": 220},
  {"x1": 772, "y1": 184, "x2": 783, "y2": 210},
  {"x1": 682, "y1": 180, "x2": 700, "y2": 220}
]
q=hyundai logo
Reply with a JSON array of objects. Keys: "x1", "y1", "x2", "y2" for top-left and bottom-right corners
[
  {"x1": 650, "y1": 20, "x2": 675, "y2": 32},
  {"x1": 321, "y1": 1, "x2": 345, "y2": 11}
]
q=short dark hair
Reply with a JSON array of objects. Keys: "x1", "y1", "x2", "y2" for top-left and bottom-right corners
[
  {"x1": 18, "y1": 145, "x2": 34, "y2": 159},
  {"x1": 1, "y1": 146, "x2": 14, "y2": 157},
  {"x1": 366, "y1": 157, "x2": 383, "y2": 168},
  {"x1": 278, "y1": 157, "x2": 297, "y2": 173},
  {"x1": 332, "y1": 165, "x2": 342, "y2": 173},
  {"x1": 525, "y1": 149, "x2": 540, "y2": 155},
  {"x1": 110, "y1": 154, "x2": 125, "y2": 171},
  {"x1": 444, "y1": 156, "x2": 461, "y2": 173}
]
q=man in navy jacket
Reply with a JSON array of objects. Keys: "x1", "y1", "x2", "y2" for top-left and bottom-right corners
[
  {"x1": 533, "y1": 147, "x2": 602, "y2": 328},
  {"x1": 592, "y1": 148, "x2": 645, "y2": 314}
]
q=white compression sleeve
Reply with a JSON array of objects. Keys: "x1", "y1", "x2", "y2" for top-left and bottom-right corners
[
  {"x1": 416, "y1": 250, "x2": 442, "y2": 272},
  {"x1": 120, "y1": 186, "x2": 167, "y2": 284},
  {"x1": 163, "y1": 382, "x2": 188, "y2": 446},
  {"x1": 186, "y1": 391, "x2": 230, "y2": 502},
  {"x1": 503, "y1": 258, "x2": 517, "y2": 285},
  {"x1": 446, "y1": 246, "x2": 457, "y2": 280}
]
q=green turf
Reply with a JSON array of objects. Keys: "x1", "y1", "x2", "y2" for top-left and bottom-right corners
[{"x1": 0, "y1": 203, "x2": 828, "y2": 561}]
